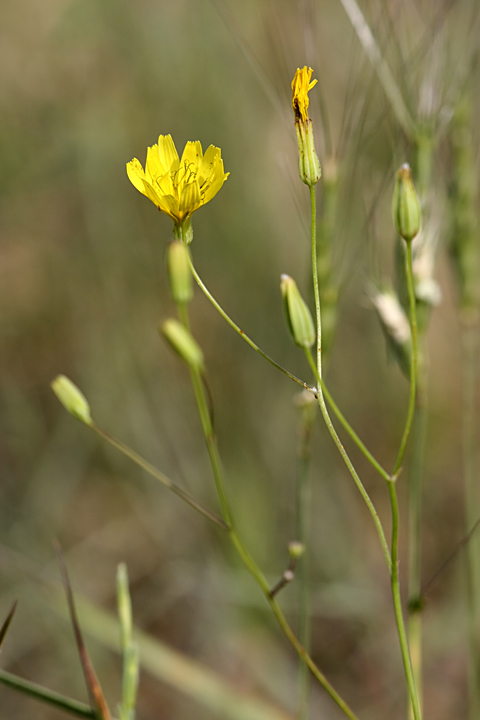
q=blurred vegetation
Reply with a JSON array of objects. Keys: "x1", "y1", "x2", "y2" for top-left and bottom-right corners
[{"x1": 0, "y1": 0, "x2": 479, "y2": 718}]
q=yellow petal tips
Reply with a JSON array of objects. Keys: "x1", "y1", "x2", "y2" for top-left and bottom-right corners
[{"x1": 292, "y1": 66, "x2": 317, "y2": 123}]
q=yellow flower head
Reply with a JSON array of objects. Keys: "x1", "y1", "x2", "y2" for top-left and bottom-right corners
[
  {"x1": 291, "y1": 66, "x2": 317, "y2": 123},
  {"x1": 127, "y1": 135, "x2": 229, "y2": 234}
]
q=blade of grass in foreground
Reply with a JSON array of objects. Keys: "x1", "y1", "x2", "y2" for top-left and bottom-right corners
[{"x1": 48, "y1": 589, "x2": 296, "y2": 720}]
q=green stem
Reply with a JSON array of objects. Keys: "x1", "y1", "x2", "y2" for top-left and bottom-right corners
[
  {"x1": 461, "y1": 318, "x2": 480, "y2": 720},
  {"x1": 91, "y1": 423, "x2": 228, "y2": 531},
  {"x1": 387, "y1": 239, "x2": 422, "y2": 720},
  {"x1": 387, "y1": 481, "x2": 422, "y2": 720},
  {"x1": 177, "y1": 302, "x2": 361, "y2": 720},
  {"x1": 307, "y1": 187, "x2": 391, "y2": 572},
  {"x1": 393, "y1": 242, "x2": 418, "y2": 476},
  {"x1": 0, "y1": 669, "x2": 97, "y2": 719},
  {"x1": 295, "y1": 402, "x2": 315, "y2": 720},
  {"x1": 320, "y1": 373, "x2": 392, "y2": 484},
  {"x1": 188, "y1": 259, "x2": 314, "y2": 394},
  {"x1": 407, "y1": 351, "x2": 427, "y2": 720}
]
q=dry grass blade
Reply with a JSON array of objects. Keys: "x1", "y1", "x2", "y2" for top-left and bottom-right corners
[
  {"x1": 0, "y1": 600, "x2": 17, "y2": 650},
  {"x1": 56, "y1": 544, "x2": 112, "y2": 720},
  {"x1": 337, "y1": 0, "x2": 416, "y2": 139}
]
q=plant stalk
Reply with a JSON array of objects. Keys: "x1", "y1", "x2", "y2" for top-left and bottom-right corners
[
  {"x1": 308, "y1": 186, "x2": 391, "y2": 572},
  {"x1": 461, "y1": 317, "x2": 480, "y2": 720},
  {"x1": 176, "y1": 301, "x2": 361, "y2": 720}
]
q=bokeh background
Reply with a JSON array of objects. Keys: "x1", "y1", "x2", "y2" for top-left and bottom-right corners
[{"x1": 1, "y1": 0, "x2": 479, "y2": 718}]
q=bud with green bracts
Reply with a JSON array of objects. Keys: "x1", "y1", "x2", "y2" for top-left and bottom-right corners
[
  {"x1": 393, "y1": 164, "x2": 421, "y2": 243},
  {"x1": 51, "y1": 375, "x2": 92, "y2": 425},
  {"x1": 167, "y1": 240, "x2": 193, "y2": 305},
  {"x1": 295, "y1": 120, "x2": 321, "y2": 187},
  {"x1": 280, "y1": 275, "x2": 315, "y2": 349},
  {"x1": 160, "y1": 319, "x2": 204, "y2": 371}
]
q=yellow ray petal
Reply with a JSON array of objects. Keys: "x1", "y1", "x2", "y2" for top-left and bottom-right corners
[
  {"x1": 126, "y1": 159, "x2": 148, "y2": 195},
  {"x1": 180, "y1": 141, "x2": 203, "y2": 172},
  {"x1": 179, "y1": 181, "x2": 201, "y2": 215},
  {"x1": 145, "y1": 144, "x2": 165, "y2": 182},
  {"x1": 158, "y1": 134, "x2": 179, "y2": 172}
]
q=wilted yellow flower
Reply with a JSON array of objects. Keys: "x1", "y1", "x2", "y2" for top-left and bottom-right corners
[
  {"x1": 292, "y1": 66, "x2": 317, "y2": 123},
  {"x1": 291, "y1": 68, "x2": 321, "y2": 187},
  {"x1": 127, "y1": 135, "x2": 229, "y2": 243}
]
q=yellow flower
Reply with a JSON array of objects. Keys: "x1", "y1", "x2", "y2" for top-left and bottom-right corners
[
  {"x1": 291, "y1": 66, "x2": 317, "y2": 123},
  {"x1": 127, "y1": 135, "x2": 229, "y2": 242},
  {"x1": 291, "y1": 67, "x2": 321, "y2": 187}
]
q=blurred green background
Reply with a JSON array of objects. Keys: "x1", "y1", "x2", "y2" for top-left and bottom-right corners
[{"x1": 1, "y1": 0, "x2": 479, "y2": 718}]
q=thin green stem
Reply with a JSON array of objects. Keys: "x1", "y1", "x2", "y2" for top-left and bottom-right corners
[
  {"x1": 0, "y1": 669, "x2": 97, "y2": 719},
  {"x1": 308, "y1": 187, "x2": 391, "y2": 572},
  {"x1": 387, "y1": 481, "x2": 422, "y2": 720},
  {"x1": 189, "y1": 258, "x2": 314, "y2": 394},
  {"x1": 177, "y1": 302, "x2": 361, "y2": 720},
  {"x1": 393, "y1": 242, "x2": 418, "y2": 476},
  {"x1": 317, "y1": 369, "x2": 392, "y2": 484},
  {"x1": 295, "y1": 401, "x2": 315, "y2": 720},
  {"x1": 387, "y1": 239, "x2": 422, "y2": 719},
  {"x1": 461, "y1": 318, "x2": 480, "y2": 720},
  {"x1": 91, "y1": 423, "x2": 228, "y2": 531},
  {"x1": 407, "y1": 351, "x2": 427, "y2": 720}
]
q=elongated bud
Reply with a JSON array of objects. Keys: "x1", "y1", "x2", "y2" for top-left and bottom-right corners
[
  {"x1": 51, "y1": 375, "x2": 92, "y2": 425},
  {"x1": 291, "y1": 67, "x2": 321, "y2": 187},
  {"x1": 393, "y1": 164, "x2": 421, "y2": 243},
  {"x1": 280, "y1": 274, "x2": 315, "y2": 348},
  {"x1": 160, "y1": 319, "x2": 204, "y2": 371},
  {"x1": 167, "y1": 241, "x2": 193, "y2": 304},
  {"x1": 295, "y1": 121, "x2": 321, "y2": 187}
]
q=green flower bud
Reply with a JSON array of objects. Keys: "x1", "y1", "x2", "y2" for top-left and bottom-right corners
[
  {"x1": 295, "y1": 120, "x2": 321, "y2": 187},
  {"x1": 280, "y1": 275, "x2": 315, "y2": 348},
  {"x1": 393, "y1": 164, "x2": 421, "y2": 243},
  {"x1": 167, "y1": 241, "x2": 193, "y2": 304},
  {"x1": 51, "y1": 375, "x2": 92, "y2": 425},
  {"x1": 288, "y1": 541, "x2": 306, "y2": 560},
  {"x1": 160, "y1": 319, "x2": 204, "y2": 371}
]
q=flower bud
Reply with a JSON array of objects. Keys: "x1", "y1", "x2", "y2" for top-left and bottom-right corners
[
  {"x1": 393, "y1": 164, "x2": 421, "y2": 243},
  {"x1": 295, "y1": 120, "x2": 321, "y2": 187},
  {"x1": 291, "y1": 67, "x2": 321, "y2": 187},
  {"x1": 280, "y1": 275, "x2": 315, "y2": 349},
  {"x1": 167, "y1": 241, "x2": 193, "y2": 304},
  {"x1": 51, "y1": 375, "x2": 92, "y2": 425},
  {"x1": 160, "y1": 319, "x2": 204, "y2": 371},
  {"x1": 288, "y1": 541, "x2": 305, "y2": 560}
]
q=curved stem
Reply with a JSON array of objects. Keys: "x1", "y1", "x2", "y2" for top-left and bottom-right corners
[
  {"x1": 295, "y1": 384, "x2": 316, "y2": 720},
  {"x1": 388, "y1": 481, "x2": 422, "y2": 720},
  {"x1": 407, "y1": 351, "x2": 427, "y2": 720},
  {"x1": 0, "y1": 670, "x2": 96, "y2": 719},
  {"x1": 317, "y1": 367, "x2": 392, "y2": 484},
  {"x1": 393, "y1": 242, "x2": 418, "y2": 476},
  {"x1": 177, "y1": 302, "x2": 361, "y2": 720},
  {"x1": 308, "y1": 187, "x2": 391, "y2": 572},
  {"x1": 91, "y1": 423, "x2": 228, "y2": 530},
  {"x1": 189, "y1": 258, "x2": 314, "y2": 394}
]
